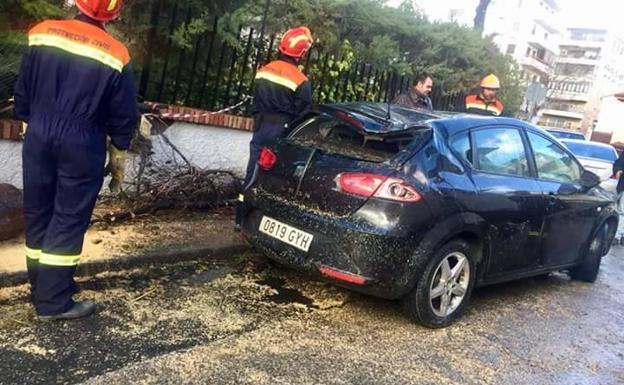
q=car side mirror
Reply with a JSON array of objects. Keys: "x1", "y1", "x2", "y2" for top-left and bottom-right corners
[{"x1": 580, "y1": 169, "x2": 601, "y2": 189}]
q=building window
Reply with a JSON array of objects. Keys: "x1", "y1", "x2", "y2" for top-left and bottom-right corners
[{"x1": 506, "y1": 44, "x2": 516, "y2": 55}]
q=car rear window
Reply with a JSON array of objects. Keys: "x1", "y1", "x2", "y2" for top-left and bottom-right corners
[
  {"x1": 288, "y1": 115, "x2": 431, "y2": 162},
  {"x1": 562, "y1": 141, "x2": 617, "y2": 162}
]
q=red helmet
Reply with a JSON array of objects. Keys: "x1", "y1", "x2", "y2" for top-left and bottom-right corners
[
  {"x1": 278, "y1": 26, "x2": 313, "y2": 58},
  {"x1": 75, "y1": 0, "x2": 123, "y2": 22}
]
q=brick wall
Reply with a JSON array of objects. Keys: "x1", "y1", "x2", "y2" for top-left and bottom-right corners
[
  {"x1": 144, "y1": 103, "x2": 254, "y2": 132},
  {"x1": 0, "y1": 103, "x2": 254, "y2": 143}
]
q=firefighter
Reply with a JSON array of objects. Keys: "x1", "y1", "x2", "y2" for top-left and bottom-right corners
[
  {"x1": 14, "y1": 0, "x2": 138, "y2": 320},
  {"x1": 235, "y1": 26, "x2": 314, "y2": 230},
  {"x1": 464, "y1": 74, "x2": 504, "y2": 116}
]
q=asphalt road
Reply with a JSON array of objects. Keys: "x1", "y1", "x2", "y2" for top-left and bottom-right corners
[{"x1": 1, "y1": 246, "x2": 623, "y2": 385}]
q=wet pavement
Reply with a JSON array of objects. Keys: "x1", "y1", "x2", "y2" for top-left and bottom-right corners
[{"x1": 1, "y1": 246, "x2": 623, "y2": 385}]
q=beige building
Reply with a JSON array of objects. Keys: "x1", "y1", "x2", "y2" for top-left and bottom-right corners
[
  {"x1": 484, "y1": 0, "x2": 562, "y2": 86},
  {"x1": 537, "y1": 28, "x2": 624, "y2": 132}
]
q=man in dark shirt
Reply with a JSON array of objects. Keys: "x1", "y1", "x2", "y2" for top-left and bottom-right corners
[{"x1": 392, "y1": 72, "x2": 434, "y2": 111}]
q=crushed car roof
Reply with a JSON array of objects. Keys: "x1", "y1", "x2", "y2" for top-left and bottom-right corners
[{"x1": 317, "y1": 102, "x2": 526, "y2": 136}]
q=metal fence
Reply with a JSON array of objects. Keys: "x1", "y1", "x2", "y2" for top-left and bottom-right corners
[{"x1": 137, "y1": 0, "x2": 466, "y2": 113}]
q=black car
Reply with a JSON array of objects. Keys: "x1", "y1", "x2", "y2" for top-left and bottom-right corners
[{"x1": 241, "y1": 103, "x2": 618, "y2": 328}]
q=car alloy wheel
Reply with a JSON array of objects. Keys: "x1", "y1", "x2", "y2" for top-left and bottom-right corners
[
  {"x1": 429, "y1": 251, "x2": 470, "y2": 317},
  {"x1": 402, "y1": 239, "x2": 476, "y2": 328}
]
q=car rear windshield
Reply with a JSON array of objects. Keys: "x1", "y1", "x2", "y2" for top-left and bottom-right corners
[
  {"x1": 563, "y1": 141, "x2": 617, "y2": 162},
  {"x1": 288, "y1": 115, "x2": 431, "y2": 162}
]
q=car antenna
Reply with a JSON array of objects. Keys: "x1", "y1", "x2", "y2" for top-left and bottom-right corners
[{"x1": 385, "y1": 74, "x2": 395, "y2": 125}]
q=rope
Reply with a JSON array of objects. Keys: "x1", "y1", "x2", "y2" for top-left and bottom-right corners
[{"x1": 145, "y1": 95, "x2": 253, "y2": 119}]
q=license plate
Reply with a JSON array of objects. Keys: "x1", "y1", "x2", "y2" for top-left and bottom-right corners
[{"x1": 259, "y1": 216, "x2": 314, "y2": 252}]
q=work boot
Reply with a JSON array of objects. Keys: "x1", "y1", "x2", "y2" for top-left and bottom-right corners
[{"x1": 37, "y1": 300, "x2": 96, "y2": 322}]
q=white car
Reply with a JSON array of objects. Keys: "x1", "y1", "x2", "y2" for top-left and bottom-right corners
[
  {"x1": 546, "y1": 128, "x2": 587, "y2": 141},
  {"x1": 561, "y1": 139, "x2": 619, "y2": 193}
]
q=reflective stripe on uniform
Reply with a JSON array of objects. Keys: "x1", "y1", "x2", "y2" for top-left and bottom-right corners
[
  {"x1": 255, "y1": 71, "x2": 299, "y2": 91},
  {"x1": 465, "y1": 103, "x2": 502, "y2": 116},
  {"x1": 29, "y1": 33, "x2": 124, "y2": 72},
  {"x1": 107, "y1": 0, "x2": 119, "y2": 11},
  {"x1": 39, "y1": 252, "x2": 81, "y2": 267},
  {"x1": 238, "y1": 194, "x2": 245, "y2": 202},
  {"x1": 25, "y1": 246, "x2": 41, "y2": 260}
]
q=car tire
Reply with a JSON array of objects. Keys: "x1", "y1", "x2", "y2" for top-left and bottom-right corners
[
  {"x1": 402, "y1": 239, "x2": 476, "y2": 328},
  {"x1": 569, "y1": 224, "x2": 608, "y2": 283}
]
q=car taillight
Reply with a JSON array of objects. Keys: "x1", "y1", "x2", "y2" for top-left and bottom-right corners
[
  {"x1": 337, "y1": 172, "x2": 387, "y2": 197},
  {"x1": 257, "y1": 147, "x2": 277, "y2": 170},
  {"x1": 336, "y1": 172, "x2": 422, "y2": 202}
]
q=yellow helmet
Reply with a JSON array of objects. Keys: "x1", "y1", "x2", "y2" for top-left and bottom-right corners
[{"x1": 480, "y1": 74, "x2": 501, "y2": 89}]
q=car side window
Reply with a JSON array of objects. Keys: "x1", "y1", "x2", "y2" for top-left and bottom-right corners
[
  {"x1": 473, "y1": 128, "x2": 530, "y2": 177},
  {"x1": 527, "y1": 131, "x2": 582, "y2": 183},
  {"x1": 450, "y1": 132, "x2": 473, "y2": 166}
]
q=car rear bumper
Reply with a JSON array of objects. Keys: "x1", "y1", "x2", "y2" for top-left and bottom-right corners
[{"x1": 241, "y1": 207, "x2": 425, "y2": 299}]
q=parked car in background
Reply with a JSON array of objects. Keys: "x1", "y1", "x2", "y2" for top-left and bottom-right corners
[
  {"x1": 241, "y1": 104, "x2": 618, "y2": 328},
  {"x1": 561, "y1": 139, "x2": 619, "y2": 193},
  {"x1": 546, "y1": 128, "x2": 586, "y2": 141}
]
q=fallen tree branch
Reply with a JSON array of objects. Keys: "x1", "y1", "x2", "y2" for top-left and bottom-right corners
[{"x1": 93, "y1": 116, "x2": 242, "y2": 226}]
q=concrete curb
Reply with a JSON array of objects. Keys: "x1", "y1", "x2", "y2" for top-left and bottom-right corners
[{"x1": 0, "y1": 243, "x2": 250, "y2": 288}]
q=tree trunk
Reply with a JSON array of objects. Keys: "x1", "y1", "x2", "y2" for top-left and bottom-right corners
[{"x1": 473, "y1": 0, "x2": 492, "y2": 33}]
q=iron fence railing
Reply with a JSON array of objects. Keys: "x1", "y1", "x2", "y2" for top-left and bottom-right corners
[{"x1": 137, "y1": 0, "x2": 467, "y2": 112}]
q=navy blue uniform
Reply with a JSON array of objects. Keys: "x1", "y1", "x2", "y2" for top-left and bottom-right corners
[
  {"x1": 235, "y1": 57, "x2": 312, "y2": 226},
  {"x1": 245, "y1": 57, "x2": 312, "y2": 181},
  {"x1": 14, "y1": 17, "x2": 138, "y2": 315}
]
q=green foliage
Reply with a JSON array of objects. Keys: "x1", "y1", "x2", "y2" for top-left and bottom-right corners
[
  {"x1": 360, "y1": 35, "x2": 400, "y2": 69},
  {"x1": 0, "y1": 0, "x2": 66, "y2": 31},
  {"x1": 497, "y1": 62, "x2": 525, "y2": 117}
]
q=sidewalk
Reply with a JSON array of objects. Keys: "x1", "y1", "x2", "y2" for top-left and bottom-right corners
[{"x1": 0, "y1": 207, "x2": 247, "y2": 287}]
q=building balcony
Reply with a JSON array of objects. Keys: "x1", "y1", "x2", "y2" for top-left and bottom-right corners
[
  {"x1": 521, "y1": 56, "x2": 553, "y2": 76},
  {"x1": 540, "y1": 108, "x2": 585, "y2": 120},
  {"x1": 556, "y1": 56, "x2": 600, "y2": 66},
  {"x1": 547, "y1": 89, "x2": 591, "y2": 102},
  {"x1": 528, "y1": 37, "x2": 560, "y2": 57},
  {"x1": 560, "y1": 39, "x2": 605, "y2": 49}
]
